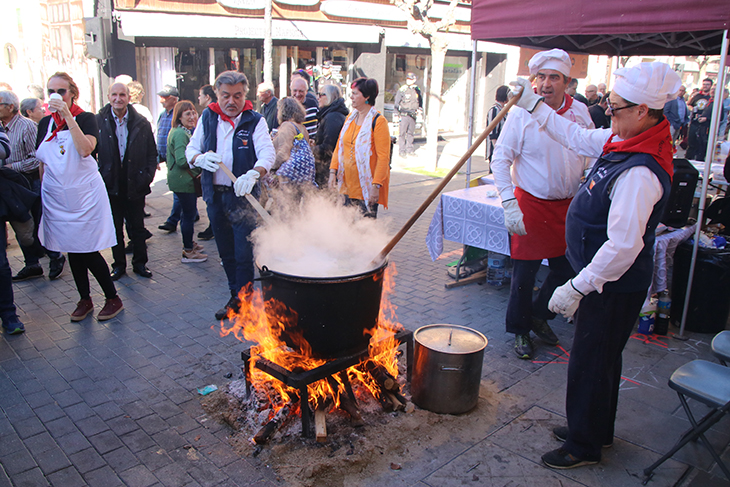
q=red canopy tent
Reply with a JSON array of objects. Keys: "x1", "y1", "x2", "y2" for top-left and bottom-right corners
[{"x1": 469, "y1": 0, "x2": 730, "y2": 337}]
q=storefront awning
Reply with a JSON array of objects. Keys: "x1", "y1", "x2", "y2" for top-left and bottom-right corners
[
  {"x1": 117, "y1": 11, "x2": 382, "y2": 44},
  {"x1": 383, "y1": 28, "x2": 516, "y2": 54}
]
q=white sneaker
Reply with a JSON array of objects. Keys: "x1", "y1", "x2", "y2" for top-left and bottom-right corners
[{"x1": 182, "y1": 248, "x2": 208, "y2": 263}]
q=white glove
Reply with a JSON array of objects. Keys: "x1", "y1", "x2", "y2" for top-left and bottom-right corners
[
  {"x1": 328, "y1": 171, "x2": 337, "y2": 190},
  {"x1": 234, "y1": 169, "x2": 260, "y2": 196},
  {"x1": 367, "y1": 184, "x2": 380, "y2": 206},
  {"x1": 194, "y1": 152, "x2": 222, "y2": 173},
  {"x1": 509, "y1": 78, "x2": 543, "y2": 113},
  {"x1": 549, "y1": 280, "x2": 585, "y2": 319},
  {"x1": 502, "y1": 198, "x2": 526, "y2": 236}
]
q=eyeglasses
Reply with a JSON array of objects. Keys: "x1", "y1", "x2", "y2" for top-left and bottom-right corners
[
  {"x1": 48, "y1": 88, "x2": 67, "y2": 96},
  {"x1": 606, "y1": 101, "x2": 636, "y2": 117},
  {"x1": 318, "y1": 92, "x2": 326, "y2": 97}
]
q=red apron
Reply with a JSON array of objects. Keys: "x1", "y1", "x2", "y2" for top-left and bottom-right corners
[{"x1": 510, "y1": 187, "x2": 571, "y2": 260}]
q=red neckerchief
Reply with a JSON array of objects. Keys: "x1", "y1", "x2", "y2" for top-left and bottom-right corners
[
  {"x1": 46, "y1": 104, "x2": 84, "y2": 141},
  {"x1": 556, "y1": 94, "x2": 573, "y2": 115},
  {"x1": 208, "y1": 100, "x2": 254, "y2": 127},
  {"x1": 602, "y1": 117, "x2": 674, "y2": 180}
]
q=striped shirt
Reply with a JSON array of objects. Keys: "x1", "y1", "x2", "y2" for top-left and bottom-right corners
[
  {"x1": 1, "y1": 113, "x2": 41, "y2": 174},
  {"x1": 302, "y1": 92, "x2": 319, "y2": 139}
]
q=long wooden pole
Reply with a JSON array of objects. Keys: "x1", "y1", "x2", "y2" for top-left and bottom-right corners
[
  {"x1": 372, "y1": 82, "x2": 528, "y2": 266},
  {"x1": 216, "y1": 162, "x2": 274, "y2": 225}
]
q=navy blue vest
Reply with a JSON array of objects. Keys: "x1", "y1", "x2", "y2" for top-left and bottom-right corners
[
  {"x1": 200, "y1": 108, "x2": 262, "y2": 204},
  {"x1": 565, "y1": 151, "x2": 671, "y2": 293}
]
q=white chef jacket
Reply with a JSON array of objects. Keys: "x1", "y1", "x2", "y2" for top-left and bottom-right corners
[
  {"x1": 491, "y1": 98, "x2": 595, "y2": 202},
  {"x1": 530, "y1": 102, "x2": 665, "y2": 295},
  {"x1": 185, "y1": 110, "x2": 275, "y2": 186}
]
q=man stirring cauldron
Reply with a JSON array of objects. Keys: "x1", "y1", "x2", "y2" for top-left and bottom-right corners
[
  {"x1": 511, "y1": 62, "x2": 680, "y2": 468},
  {"x1": 186, "y1": 71, "x2": 275, "y2": 320},
  {"x1": 491, "y1": 49, "x2": 594, "y2": 360}
]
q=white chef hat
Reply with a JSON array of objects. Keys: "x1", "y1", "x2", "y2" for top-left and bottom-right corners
[
  {"x1": 528, "y1": 49, "x2": 572, "y2": 77},
  {"x1": 612, "y1": 62, "x2": 682, "y2": 109}
]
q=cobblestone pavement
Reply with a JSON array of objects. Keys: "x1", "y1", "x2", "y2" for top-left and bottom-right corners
[{"x1": 1, "y1": 137, "x2": 728, "y2": 486}]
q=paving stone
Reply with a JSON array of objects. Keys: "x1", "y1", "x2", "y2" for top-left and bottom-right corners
[
  {"x1": 69, "y1": 448, "x2": 106, "y2": 474},
  {"x1": 9, "y1": 467, "x2": 49, "y2": 487},
  {"x1": 87, "y1": 430, "x2": 124, "y2": 455},
  {"x1": 120, "y1": 429, "x2": 157, "y2": 453},
  {"x1": 0, "y1": 448, "x2": 37, "y2": 475},
  {"x1": 45, "y1": 466, "x2": 85, "y2": 487},
  {"x1": 45, "y1": 417, "x2": 79, "y2": 440},
  {"x1": 118, "y1": 464, "x2": 159, "y2": 487},
  {"x1": 82, "y1": 466, "x2": 125, "y2": 487},
  {"x1": 35, "y1": 446, "x2": 72, "y2": 475},
  {"x1": 13, "y1": 416, "x2": 46, "y2": 440},
  {"x1": 55, "y1": 431, "x2": 92, "y2": 457},
  {"x1": 75, "y1": 415, "x2": 110, "y2": 437},
  {"x1": 136, "y1": 446, "x2": 174, "y2": 471},
  {"x1": 102, "y1": 446, "x2": 140, "y2": 472},
  {"x1": 23, "y1": 432, "x2": 58, "y2": 456}
]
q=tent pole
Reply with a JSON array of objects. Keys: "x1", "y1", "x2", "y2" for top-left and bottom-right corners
[
  {"x1": 466, "y1": 40, "x2": 478, "y2": 187},
  {"x1": 677, "y1": 29, "x2": 729, "y2": 339}
]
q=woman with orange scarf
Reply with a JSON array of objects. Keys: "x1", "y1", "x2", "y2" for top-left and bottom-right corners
[
  {"x1": 512, "y1": 62, "x2": 681, "y2": 470},
  {"x1": 36, "y1": 72, "x2": 121, "y2": 322}
]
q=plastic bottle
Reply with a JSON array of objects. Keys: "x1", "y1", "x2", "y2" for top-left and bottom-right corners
[
  {"x1": 638, "y1": 297, "x2": 656, "y2": 335},
  {"x1": 655, "y1": 291, "x2": 670, "y2": 335},
  {"x1": 487, "y1": 251, "x2": 506, "y2": 286}
]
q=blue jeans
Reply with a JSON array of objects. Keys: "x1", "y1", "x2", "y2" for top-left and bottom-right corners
[
  {"x1": 167, "y1": 193, "x2": 199, "y2": 226},
  {"x1": 176, "y1": 192, "x2": 198, "y2": 249},
  {"x1": 207, "y1": 188, "x2": 257, "y2": 294},
  {"x1": 0, "y1": 226, "x2": 19, "y2": 325},
  {"x1": 505, "y1": 256, "x2": 574, "y2": 335}
]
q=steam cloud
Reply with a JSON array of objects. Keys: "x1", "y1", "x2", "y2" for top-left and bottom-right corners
[{"x1": 252, "y1": 190, "x2": 392, "y2": 277}]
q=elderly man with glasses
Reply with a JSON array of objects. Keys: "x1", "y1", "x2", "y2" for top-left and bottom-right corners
[
  {"x1": 512, "y1": 62, "x2": 680, "y2": 469},
  {"x1": 0, "y1": 90, "x2": 66, "y2": 281}
]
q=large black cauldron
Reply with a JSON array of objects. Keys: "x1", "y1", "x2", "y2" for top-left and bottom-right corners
[{"x1": 258, "y1": 261, "x2": 387, "y2": 359}]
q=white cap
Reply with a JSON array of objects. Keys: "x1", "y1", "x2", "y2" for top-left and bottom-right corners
[
  {"x1": 612, "y1": 62, "x2": 682, "y2": 109},
  {"x1": 528, "y1": 49, "x2": 572, "y2": 77}
]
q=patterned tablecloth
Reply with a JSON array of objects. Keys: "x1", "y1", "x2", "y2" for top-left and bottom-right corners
[
  {"x1": 426, "y1": 184, "x2": 695, "y2": 294},
  {"x1": 426, "y1": 184, "x2": 509, "y2": 261}
]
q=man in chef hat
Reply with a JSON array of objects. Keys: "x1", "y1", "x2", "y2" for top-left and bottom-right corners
[
  {"x1": 511, "y1": 62, "x2": 681, "y2": 469},
  {"x1": 491, "y1": 48, "x2": 594, "y2": 360}
]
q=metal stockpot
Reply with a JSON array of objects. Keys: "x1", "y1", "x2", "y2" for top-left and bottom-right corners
[{"x1": 411, "y1": 324, "x2": 487, "y2": 414}]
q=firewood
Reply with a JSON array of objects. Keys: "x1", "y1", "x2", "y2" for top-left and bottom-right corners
[
  {"x1": 252, "y1": 394, "x2": 298, "y2": 445},
  {"x1": 315, "y1": 408, "x2": 327, "y2": 443},
  {"x1": 385, "y1": 391, "x2": 405, "y2": 411},
  {"x1": 364, "y1": 361, "x2": 398, "y2": 391},
  {"x1": 326, "y1": 376, "x2": 364, "y2": 426}
]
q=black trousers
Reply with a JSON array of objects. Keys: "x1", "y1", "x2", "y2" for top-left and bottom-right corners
[
  {"x1": 67, "y1": 252, "x2": 117, "y2": 301},
  {"x1": 563, "y1": 288, "x2": 646, "y2": 461},
  {"x1": 685, "y1": 122, "x2": 706, "y2": 161},
  {"x1": 505, "y1": 256, "x2": 574, "y2": 335},
  {"x1": 109, "y1": 195, "x2": 148, "y2": 269}
]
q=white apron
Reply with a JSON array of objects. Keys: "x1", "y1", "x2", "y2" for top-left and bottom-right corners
[{"x1": 36, "y1": 118, "x2": 117, "y2": 253}]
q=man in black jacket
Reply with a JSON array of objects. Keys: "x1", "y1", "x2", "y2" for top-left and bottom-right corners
[{"x1": 97, "y1": 83, "x2": 157, "y2": 280}]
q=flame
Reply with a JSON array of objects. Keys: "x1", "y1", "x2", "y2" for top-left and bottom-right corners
[{"x1": 219, "y1": 263, "x2": 403, "y2": 419}]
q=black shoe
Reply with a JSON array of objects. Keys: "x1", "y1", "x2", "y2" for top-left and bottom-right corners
[
  {"x1": 532, "y1": 317, "x2": 559, "y2": 345},
  {"x1": 215, "y1": 296, "x2": 241, "y2": 321},
  {"x1": 125, "y1": 242, "x2": 134, "y2": 254},
  {"x1": 158, "y1": 222, "x2": 176, "y2": 232},
  {"x1": 48, "y1": 255, "x2": 66, "y2": 280},
  {"x1": 198, "y1": 226, "x2": 214, "y2": 241},
  {"x1": 514, "y1": 334, "x2": 534, "y2": 360},
  {"x1": 553, "y1": 426, "x2": 612, "y2": 448},
  {"x1": 144, "y1": 211, "x2": 151, "y2": 218},
  {"x1": 133, "y1": 265, "x2": 153, "y2": 278},
  {"x1": 110, "y1": 267, "x2": 126, "y2": 281},
  {"x1": 12, "y1": 265, "x2": 43, "y2": 281},
  {"x1": 143, "y1": 228, "x2": 153, "y2": 240},
  {"x1": 542, "y1": 447, "x2": 598, "y2": 469}
]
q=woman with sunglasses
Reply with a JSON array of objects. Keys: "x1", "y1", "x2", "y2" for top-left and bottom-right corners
[
  {"x1": 312, "y1": 84, "x2": 348, "y2": 188},
  {"x1": 35, "y1": 72, "x2": 122, "y2": 322},
  {"x1": 511, "y1": 63, "x2": 680, "y2": 470}
]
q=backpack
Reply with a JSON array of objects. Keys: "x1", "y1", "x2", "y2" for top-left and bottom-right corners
[{"x1": 372, "y1": 112, "x2": 396, "y2": 167}]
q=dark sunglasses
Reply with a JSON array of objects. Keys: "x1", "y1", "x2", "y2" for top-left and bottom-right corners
[{"x1": 48, "y1": 88, "x2": 67, "y2": 96}]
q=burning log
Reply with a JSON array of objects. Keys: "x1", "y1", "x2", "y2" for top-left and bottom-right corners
[
  {"x1": 363, "y1": 361, "x2": 399, "y2": 392},
  {"x1": 315, "y1": 396, "x2": 333, "y2": 443},
  {"x1": 326, "y1": 376, "x2": 365, "y2": 427},
  {"x1": 252, "y1": 394, "x2": 298, "y2": 445},
  {"x1": 385, "y1": 391, "x2": 405, "y2": 411}
]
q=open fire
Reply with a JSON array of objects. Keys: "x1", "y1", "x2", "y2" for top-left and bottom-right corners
[{"x1": 219, "y1": 264, "x2": 411, "y2": 443}]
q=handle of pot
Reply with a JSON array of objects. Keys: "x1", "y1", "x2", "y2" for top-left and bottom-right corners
[
  {"x1": 440, "y1": 366, "x2": 463, "y2": 372},
  {"x1": 255, "y1": 265, "x2": 273, "y2": 281}
]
